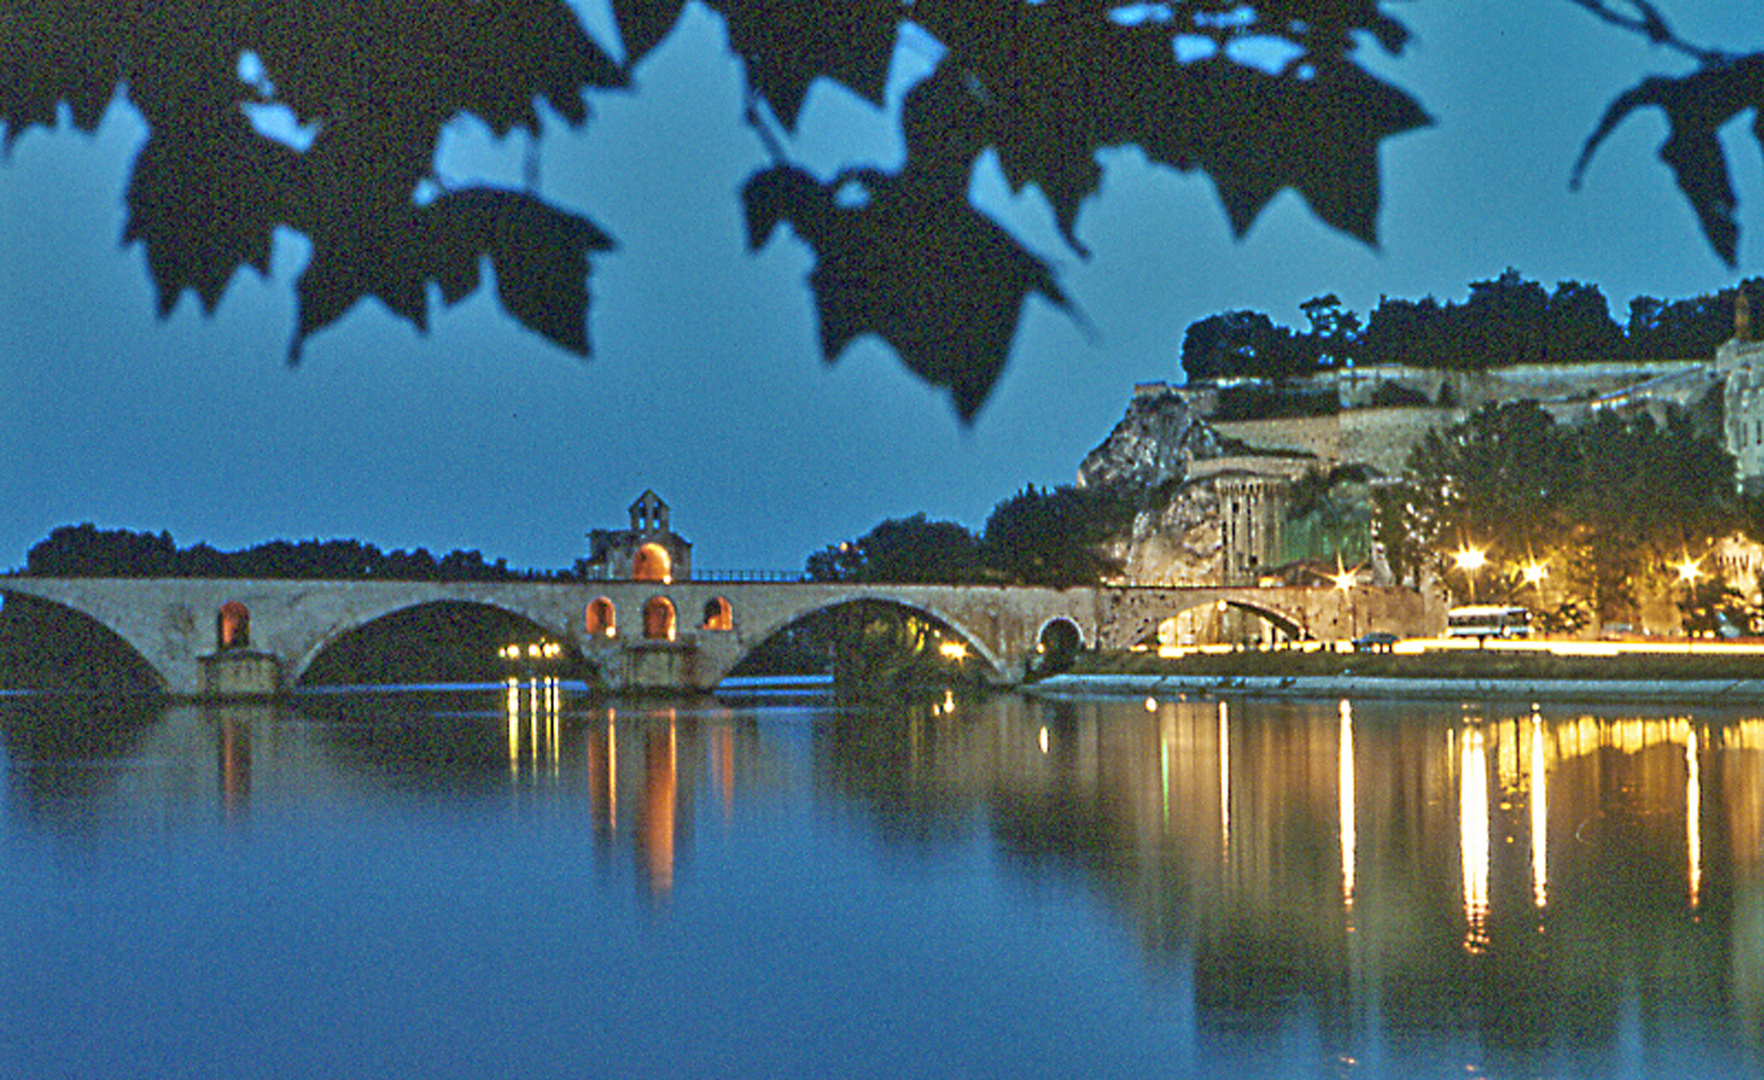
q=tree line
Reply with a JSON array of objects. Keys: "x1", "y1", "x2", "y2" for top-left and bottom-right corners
[
  {"x1": 805, "y1": 485, "x2": 1133, "y2": 589},
  {"x1": 16, "y1": 523, "x2": 560, "y2": 581},
  {"x1": 1182, "y1": 270, "x2": 1764, "y2": 384}
]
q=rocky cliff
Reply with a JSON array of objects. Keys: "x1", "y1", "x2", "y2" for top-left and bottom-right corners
[
  {"x1": 1077, "y1": 390, "x2": 1232, "y2": 586},
  {"x1": 1076, "y1": 389, "x2": 1223, "y2": 491}
]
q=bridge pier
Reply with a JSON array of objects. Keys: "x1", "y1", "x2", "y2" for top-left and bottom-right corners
[{"x1": 198, "y1": 651, "x2": 281, "y2": 698}]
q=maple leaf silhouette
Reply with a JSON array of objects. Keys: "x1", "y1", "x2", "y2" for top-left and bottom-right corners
[
  {"x1": 706, "y1": 0, "x2": 898, "y2": 129},
  {"x1": 1573, "y1": 53, "x2": 1764, "y2": 267},
  {"x1": 745, "y1": 164, "x2": 1069, "y2": 421},
  {"x1": 291, "y1": 189, "x2": 613, "y2": 363}
]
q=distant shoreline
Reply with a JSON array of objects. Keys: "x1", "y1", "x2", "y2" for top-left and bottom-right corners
[
  {"x1": 1028, "y1": 672, "x2": 1764, "y2": 704},
  {"x1": 1033, "y1": 647, "x2": 1764, "y2": 703}
]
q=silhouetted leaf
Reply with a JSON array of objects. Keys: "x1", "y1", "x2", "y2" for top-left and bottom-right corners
[
  {"x1": 710, "y1": 0, "x2": 897, "y2": 129},
  {"x1": 744, "y1": 164, "x2": 1067, "y2": 420},
  {"x1": 290, "y1": 188, "x2": 614, "y2": 363},
  {"x1": 0, "y1": 1, "x2": 129, "y2": 146},
  {"x1": 1573, "y1": 54, "x2": 1764, "y2": 267},
  {"x1": 123, "y1": 113, "x2": 299, "y2": 315},
  {"x1": 907, "y1": 1, "x2": 1426, "y2": 251},
  {"x1": 612, "y1": 0, "x2": 688, "y2": 69},
  {"x1": 1174, "y1": 56, "x2": 1431, "y2": 244},
  {"x1": 445, "y1": 189, "x2": 615, "y2": 356},
  {"x1": 247, "y1": 0, "x2": 622, "y2": 136}
]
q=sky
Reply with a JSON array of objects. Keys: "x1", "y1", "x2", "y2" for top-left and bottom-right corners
[{"x1": 0, "y1": 2, "x2": 1760, "y2": 574}]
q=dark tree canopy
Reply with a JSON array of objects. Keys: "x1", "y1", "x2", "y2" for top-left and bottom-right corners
[
  {"x1": 0, "y1": 0, "x2": 1755, "y2": 417},
  {"x1": 1182, "y1": 271, "x2": 1764, "y2": 381},
  {"x1": 20, "y1": 523, "x2": 548, "y2": 581}
]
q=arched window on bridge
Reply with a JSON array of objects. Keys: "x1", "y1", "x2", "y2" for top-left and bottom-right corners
[
  {"x1": 633, "y1": 543, "x2": 671, "y2": 583},
  {"x1": 644, "y1": 596, "x2": 677, "y2": 641},
  {"x1": 217, "y1": 601, "x2": 251, "y2": 650},
  {"x1": 1036, "y1": 618, "x2": 1082, "y2": 673},
  {"x1": 701, "y1": 596, "x2": 733, "y2": 631},
  {"x1": 585, "y1": 597, "x2": 616, "y2": 638}
]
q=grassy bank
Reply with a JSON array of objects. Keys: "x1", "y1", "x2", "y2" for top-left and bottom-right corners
[{"x1": 1069, "y1": 647, "x2": 1764, "y2": 683}]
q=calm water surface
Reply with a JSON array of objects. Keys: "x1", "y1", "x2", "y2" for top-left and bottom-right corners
[{"x1": 1, "y1": 685, "x2": 1760, "y2": 1078}]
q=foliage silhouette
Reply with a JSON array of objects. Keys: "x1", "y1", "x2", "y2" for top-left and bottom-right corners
[
  {"x1": 1180, "y1": 271, "x2": 1764, "y2": 382},
  {"x1": 0, "y1": 0, "x2": 1753, "y2": 416}
]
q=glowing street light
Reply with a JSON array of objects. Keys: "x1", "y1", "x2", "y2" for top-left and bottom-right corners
[
  {"x1": 1521, "y1": 562, "x2": 1548, "y2": 587},
  {"x1": 1677, "y1": 558, "x2": 1702, "y2": 585},
  {"x1": 1453, "y1": 546, "x2": 1487, "y2": 601}
]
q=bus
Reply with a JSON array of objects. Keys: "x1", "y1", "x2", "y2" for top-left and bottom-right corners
[{"x1": 1446, "y1": 605, "x2": 1532, "y2": 639}]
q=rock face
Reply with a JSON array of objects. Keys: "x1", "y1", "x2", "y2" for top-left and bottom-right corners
[
  {"x1": 1100, "y1": 483, "x2": 1223, "y2": 586},
  {"x1": 1078, "y1": 390, "x2": 1230, "y2": 586},
  {"x1": 1076, "y1": 389, "x2": 1223, "y2": 491}
]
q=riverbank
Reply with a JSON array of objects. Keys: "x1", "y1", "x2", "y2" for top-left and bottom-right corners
[{"x1": 1030, "y1": 648, "x2": 1764, "y2": 703}]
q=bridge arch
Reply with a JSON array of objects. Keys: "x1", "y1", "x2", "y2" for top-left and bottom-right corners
[
  {"x1": 291, "y1": 596, "x2": 580, "y2": 686},
  {"x1": 1033, "y1": 618, "x2": 1084, "y2": 674},
  {"x1": 1105, "y1": 592, "x2": 1312, "y2": 651},
  {"x1": 0, "y1": 590, "x2": 164, "y2": 692},
  {"x1": 722, "y1": 591, "x2": 1013, "y2": 683}
]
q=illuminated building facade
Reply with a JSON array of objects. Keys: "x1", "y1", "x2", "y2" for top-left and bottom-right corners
[{"x1": 582, "y1": 489, "x2": 694, "y2": 582}]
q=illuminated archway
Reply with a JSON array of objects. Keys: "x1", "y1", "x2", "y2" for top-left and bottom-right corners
[
  {"x1": 1035, "y1": 618, "x2": 1082, "y2": 674},
  {"x1": 644, "y1": 596, "x2": 677, "y2": 641},
  {"x1": 217, "y1": 601, "x2": 251, "y2": 650},
  {"x1": 585, "y1": 597, "x2": 617, "y2": 637},
  {"x1": 702, "y1": 596, "x2": 733, "y2": 631},
  {"x1": 633, "y1": 543, "x2": 671, "y2": 583}
]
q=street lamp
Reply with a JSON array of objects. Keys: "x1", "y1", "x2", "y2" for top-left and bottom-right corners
[
  {"x1": 1454, "y1": 546, "x2": 1487, "y2": 602},
  {"x1": 1677, "y1": 557, "x2": 1703, "y2": 638},
  {"x1": 1333, "y1": 564, "x2": 1357, "y2": 645}
]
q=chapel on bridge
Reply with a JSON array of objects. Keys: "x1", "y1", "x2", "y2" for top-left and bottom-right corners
[{"x1": 582, "y1": 490, "x2": 693, "y2": 582}]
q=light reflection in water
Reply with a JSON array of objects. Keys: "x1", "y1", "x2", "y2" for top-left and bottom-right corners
[
  {"x1": 7, "y1": 693, "x2": 1764, "y2": 1076},
  {"x1": 1461, "y1": 724, "x2": 1491, "y2": 954},
  {"x1": 504, "y1": 676, "x2": 562, "y2": 778},
  {"x1": 1218, "y1": 699, "x2": 1230, "y2": 866},
  {"x1": 1338, "y1": 698, "x2": 1355, "y2": 913},
  {"x1": 1689, "y1": 726, "x2": 1702, "y2": 909},
  {"x1": 1530, "y1": 711, "x2": 1548, "y2": 908}
]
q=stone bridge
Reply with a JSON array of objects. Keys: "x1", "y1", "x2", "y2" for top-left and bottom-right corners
[{"x1": 0, "y1": 576, "x2": 1424, "y2": 696}]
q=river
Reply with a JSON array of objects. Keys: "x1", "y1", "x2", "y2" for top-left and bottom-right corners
[{"x1": 0, "y1": 684, "x2": 1759, "y2": 1078}]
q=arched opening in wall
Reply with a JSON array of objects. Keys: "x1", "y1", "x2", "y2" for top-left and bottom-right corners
[
  {"x1": 1147, "y1": 602, "x2": 1303, "y2": 651},
  {"x1": 0, "y1": 593, "x2": 161, "y2": 693},
  {"x1": 644, "y1": 597, "x2": 677, "y2": 641},
  {"x1": 217, "y1": 601, "x2": 251, "y2": 650},
  {"x1": 726, "y1": 599, "x2": 998, "y2": 686},
  {"x1": 298, "y1": 600, "x2": 594, "y2": 686},
  {"x1": 585, "y1": 597, "x2": 617, "y2": 638},
  {"x1": 1034, "y1": 618, "x2": 1083, "y2": 675},
  {"x1": 702, "y1": 596, "x2": 733, "y2": 631},
  {"x1": 633, "y1": 544, "x2": 671, "y2": 583}
]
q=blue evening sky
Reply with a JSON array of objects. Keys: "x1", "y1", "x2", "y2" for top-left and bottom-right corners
[{"x1": 0, "y1": 2, "x2": 1758, "y2": 572}]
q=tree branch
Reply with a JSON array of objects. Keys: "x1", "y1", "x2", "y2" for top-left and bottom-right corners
[{"x1": 1564, "y1": 0, "x2": 1729, "y2": 64}]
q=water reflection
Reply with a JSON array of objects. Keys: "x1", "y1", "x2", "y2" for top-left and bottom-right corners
[{"x1": 1, "y1": 690, "x2": 1761, "y2": 1075}]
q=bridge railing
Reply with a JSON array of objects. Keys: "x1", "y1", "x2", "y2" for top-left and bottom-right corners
[
  {"x1": 576, "y1": 567, "x2": 809, "y2": 583},
  {"x1": 690, "y1": 569, "x2": 809, "y2": 583}
]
